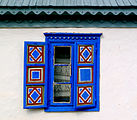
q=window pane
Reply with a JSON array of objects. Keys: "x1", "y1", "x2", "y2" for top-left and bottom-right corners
[
  {"x1": 54, "y1": 84, "x2": 71, "y2": 103},
  {"x1": 54, "y1": 65, "x2": 70, "y2": 82},
  {"x1": 54, "y1": 47, "x2": 70, "y2": 64}
]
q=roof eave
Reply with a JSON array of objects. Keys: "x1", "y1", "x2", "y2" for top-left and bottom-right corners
[{"x1": 0, "y1": 7, "x2": 137, "y2": 16}]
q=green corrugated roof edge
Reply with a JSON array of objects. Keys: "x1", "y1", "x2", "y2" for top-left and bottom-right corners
[{"x1": 0, "y1": 7, "x2": 137, "y2": 16}]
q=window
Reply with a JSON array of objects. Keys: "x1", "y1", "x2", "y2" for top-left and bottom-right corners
[{"x1": 24, "y1": 33, "x2": 102, "y2": 112}]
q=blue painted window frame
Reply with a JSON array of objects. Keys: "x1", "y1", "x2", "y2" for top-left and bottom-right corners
[
  {"x1": 49, "y1": 43, "x2": 74, "y2": 106},
  {"x1": 24, "y1": 33, "x2": 102, "y2": 112}
]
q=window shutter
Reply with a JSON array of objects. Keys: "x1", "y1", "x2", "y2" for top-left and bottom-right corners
[
  {"x1": 23, "y1": 42, "x2": 47, "y2": 109},
  {"x1": 75, "y1": 42, "x2": 98, "y2": 109}
]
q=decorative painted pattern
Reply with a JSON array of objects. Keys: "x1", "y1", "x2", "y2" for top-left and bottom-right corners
[
  {"x1": 26, "y1": 66, "x2": 45, "y2": 84},
  {"x1": 27, "y1": 86, "x2": 44, "y2": 106},
  {"x1": 27, "y1": 45, "x2": 44, "y2": 63},
  {"x1": 78, "y1": 66, "x2": 93, "y2": 84},
  {"x1": 78, "y1": 45, "x2": 94, "y2": 63},
  {"x1": 77, "y1": 86, "x2": 93, "y2": 105}
]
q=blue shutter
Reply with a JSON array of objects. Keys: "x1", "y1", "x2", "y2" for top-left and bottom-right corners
[
  {"x1": 23, "y1": 42, "x2": 47, "y2": 109},
  {"x1": 75, "y1": 42, "x2": 98, "y2": 109}
]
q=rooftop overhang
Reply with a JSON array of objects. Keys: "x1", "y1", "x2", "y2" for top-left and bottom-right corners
[
  {"x1": 0, "y1": 7, "x2": 137, "y2": 16},
  {"x1": 0, "y1": 7, "x2": 137, "y2": 28}
]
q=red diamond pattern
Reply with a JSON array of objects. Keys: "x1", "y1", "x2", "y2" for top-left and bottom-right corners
[
  {"x1": 27, "y1": 86, "x2": 44, "y2": 105},
  {"x1": 78, "y1": 45, "x2": 93, "y2": 63},
  {"x1": 28, "y1": 45, "x2": 44, "y2": 63},
  {"x1": 77, "y1": 86, "x2": 93, "y2": 105}
]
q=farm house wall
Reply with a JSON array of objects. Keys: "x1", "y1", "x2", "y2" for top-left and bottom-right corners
[{"x1": 0, "y1": 28, "x2": 137, "y2": 120}]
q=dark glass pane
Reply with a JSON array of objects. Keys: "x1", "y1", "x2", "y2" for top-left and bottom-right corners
[
  {"x1": 54, "y1": 84, "x2": 71, "y2": 103},
  {"x1": 54, "y1": 65, "x2": 70, "y2": 82},
  {"x1": 55, "y1": 47, "x2": 70, "y2": 64}
]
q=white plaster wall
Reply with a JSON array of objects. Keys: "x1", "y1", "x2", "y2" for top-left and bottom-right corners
[{"x1": 0, "y1": 28, "x2": 137, "y2": 120}]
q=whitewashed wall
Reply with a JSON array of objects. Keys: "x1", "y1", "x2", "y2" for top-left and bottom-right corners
[{"x1": 0, "y1": 28, "x2": 137, "y2": 120}]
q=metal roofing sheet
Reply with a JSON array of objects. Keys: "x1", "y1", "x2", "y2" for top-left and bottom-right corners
[
  {"x1": 36, "y1": 0, "x2": 43, "y2": 6},
  {"x1": 0, "y1": 0, "x2": 8, "y2": 6},
  {"x1": 22, "y1": 0, "x2": 30, "y2": 6},
  {"x1": 14, "y1": 0, "x2": 24, "y2": 6},
  {"x1": 0, "y1": 0, "x2": 136, "y2": 6}
]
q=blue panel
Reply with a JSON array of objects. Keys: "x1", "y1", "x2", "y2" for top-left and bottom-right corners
[
  {"x1": 32, "y1": 71, "x2": 40, "y2": 79},
  {"x1": 31, "y1": 90, "x2": 40, "y2": 101},
  {"x1": 81, "y1": 90, "x2": 90, "y2": 100},
  {"x1": 82, "y1": 49, "x2": 90, "y2": 59},
  {"x1": 32, "y1": 49, "x2": 40, "y2": 59},
  {"x1": 80, "y1": 68, "x2": 91, "y2": 82}
]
